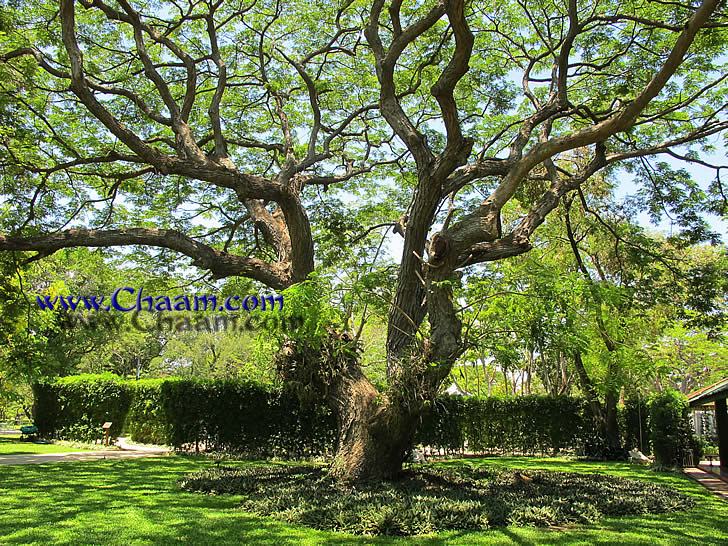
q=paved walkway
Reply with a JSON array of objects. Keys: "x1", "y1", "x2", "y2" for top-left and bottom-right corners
[
  {"x1": 684, "y1": 466, "x2": 728, "y2": 501},
  {"x1": 0, "y1": 437, "x2": 170, "y2": 466}
]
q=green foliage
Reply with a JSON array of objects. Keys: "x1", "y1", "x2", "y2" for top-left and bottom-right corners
[
  {"x1": 32, "y1": 375, "x2": 708, "y2": 464},
  {"x1": 0, "y1": 254, "x2": 64, "y2": 388},
  {"x1": 33, "y1": 374, "x2": 131, "y2": 441},
  {"x1": 159, "y1": 379, "x2": 335, "y2": 457},
  {"x1": 417, "y1": 395, "x2": 590, "y2": 455},
  {"x1": 649, "y1": 390, "x2": 694, "y2": 467},
  {"x1": 273, "y1": 273, "x2": 343, "y2": 347},
  {"x1": 647, "y1": 323, "x2": 728, "y2": 393},
  {"x1": 180, "y1": 463, "x2": 693, "y2": 536},
  {"x1": 33, "y1": 375, "x2": 336, "y2": 458},
  {"x1": 125, "y1": 379, "x2": 167, "y2": 444},
  {"x1": 635, "y1": 162, "x2": 722, "y2": 246},
  {"x1": 0, "y1": 248, "x2": 184, "y2": 392},
  {"x1": 35, "y1": 375, "x2": 592, "y2": 456}
]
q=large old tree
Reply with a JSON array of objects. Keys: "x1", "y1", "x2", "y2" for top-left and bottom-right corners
[{"x1": 0, "y1": 0, "x2": 726, "y2": 479}]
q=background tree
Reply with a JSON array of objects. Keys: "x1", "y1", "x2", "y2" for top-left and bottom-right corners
[
  {"x1": 0, "y1": 0, "x2": 726, "y2": 479},
  {"x1": 451, "y1": 175, "x2": 726, "y2": 455}
]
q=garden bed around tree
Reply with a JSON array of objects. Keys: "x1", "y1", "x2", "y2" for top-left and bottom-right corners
[{"x1": 180, "y1": 462, "x2": 694, "y2": 536}]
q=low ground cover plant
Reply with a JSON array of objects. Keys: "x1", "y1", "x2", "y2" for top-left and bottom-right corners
[{"x1": 180, "y1": 462, "x2": 694, "y2": 536}]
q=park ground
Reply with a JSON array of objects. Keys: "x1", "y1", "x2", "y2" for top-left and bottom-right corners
[
  {"x1": 0, "y1": 446, "x2": 726, "y2": 546},
  {"x1": 0, "y1": 434, "x2": 100, "y2": 456}
]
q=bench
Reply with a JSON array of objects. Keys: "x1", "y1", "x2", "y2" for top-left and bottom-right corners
[{"x1": 20, "y1": 425, "x2": 38, "y2": 441}]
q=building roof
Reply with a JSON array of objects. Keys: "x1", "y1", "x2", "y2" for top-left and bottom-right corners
[{"x1": 688, "y1": 377, "x2": 728, "y2": 407}]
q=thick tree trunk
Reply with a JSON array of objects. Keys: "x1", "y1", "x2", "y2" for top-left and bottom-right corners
[
  {"x1": 278, "y1": 231, "x2": 462, "y2": 482},
  {"x1": 277, "y1": 333, "x2": 423, "y2": 482},
  {"x1": 328, "y1": 236, "x2": 463, "y2": 482},
  {"x1": 327, "y1": 346, "x2": 424, "y2": 481},
  {"x1": 329, "y1": 388, "x2": 418, "y2": 481}
]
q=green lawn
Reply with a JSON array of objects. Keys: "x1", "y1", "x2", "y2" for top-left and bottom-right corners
[
  {"x1": 0, "y1": 455, "x2": 725, "y2": 545},
  {"x1": 0, "y1": 435, "x2": 98, "y2": 455}
]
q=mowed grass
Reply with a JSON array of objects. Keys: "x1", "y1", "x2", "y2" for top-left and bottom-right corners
[
  {"x1": 0, "y1": 435, "x2": 97, "y2": 455},
  {"x1": 0, "y1": 455, "x2": 726, "y2": 545}
]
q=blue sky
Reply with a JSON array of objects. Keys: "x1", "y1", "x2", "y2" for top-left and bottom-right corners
[{"x1": 614, "y1": 135, "x2": 726, "y2": 237}]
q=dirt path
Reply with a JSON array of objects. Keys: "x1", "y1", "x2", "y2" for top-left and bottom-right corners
[
  {"x1": 0, "y1": 437, "x2": 170, "y2": 466},
  {"x1": 0, "y1": 450, "x2": 170, "y2": 465},
  {"x1": 684, "y1": 466, "x2": 728, "y2": 501}
]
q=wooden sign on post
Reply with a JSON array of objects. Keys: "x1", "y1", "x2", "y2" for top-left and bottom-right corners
[{"x1": 102, "y1": 422, "x2": 113, "y2": 446}]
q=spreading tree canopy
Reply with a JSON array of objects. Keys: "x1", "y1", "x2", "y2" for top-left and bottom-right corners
[{"x1": 0, "y1": 0, "x2": 726, "y2": 479}]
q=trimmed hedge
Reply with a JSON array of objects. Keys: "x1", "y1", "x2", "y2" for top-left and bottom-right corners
[
  {"x1": 416, "y1": 395, "x2": 591, "y2": 455},
  {"x1": 126, "y1": 379, "x2": 167, "y2": 444},
  {"x1": 33, "y1": 375, "x2": 336, "y2": 457},
  {"x1": 157, "y1": 379, "x2": 335, "y2": 457},
  {"x1": 33, "y1": 375, "x2": 632, "y2": 458},
  {"x1": 32, "y1": 374, "x2": 132, "y2": 442}
]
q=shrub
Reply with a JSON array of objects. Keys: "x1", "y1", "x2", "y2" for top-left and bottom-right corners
[
  {"x1": 158, "y1": 379, "x2": 336, "y2": 457},
  {"x1": 32, "y1": 380, "x2": 60, "y2": 438},
  {"x1": 650, "y1": 390, "x2": 693, "y2": 467},
  {"x1": 32, "y1": 375, "x2": 611, "y2": 457},
  {"x1": 126, "y1": 380, "x2": 168, "y2": 444},
  {"x1": 159, "y1": 379, "x2": 208, "y2": 450}
]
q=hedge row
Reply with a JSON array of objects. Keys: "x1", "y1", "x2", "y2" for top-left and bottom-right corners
[
  {"x1": 33, "y1": 375, "x2": 598, "y2": 456},
  {"x1": 33, "y1": 374, "x2": 132, "y2": 441},
  {"x1": 415, "y1": 395, "x2": 591, "y2": 455},
  {"x1": 33, "y1": 375, "x2": 695, "y2": 462},
  {"x1": 33, "y1": 374, "x2": 336, "y2": 458}
]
